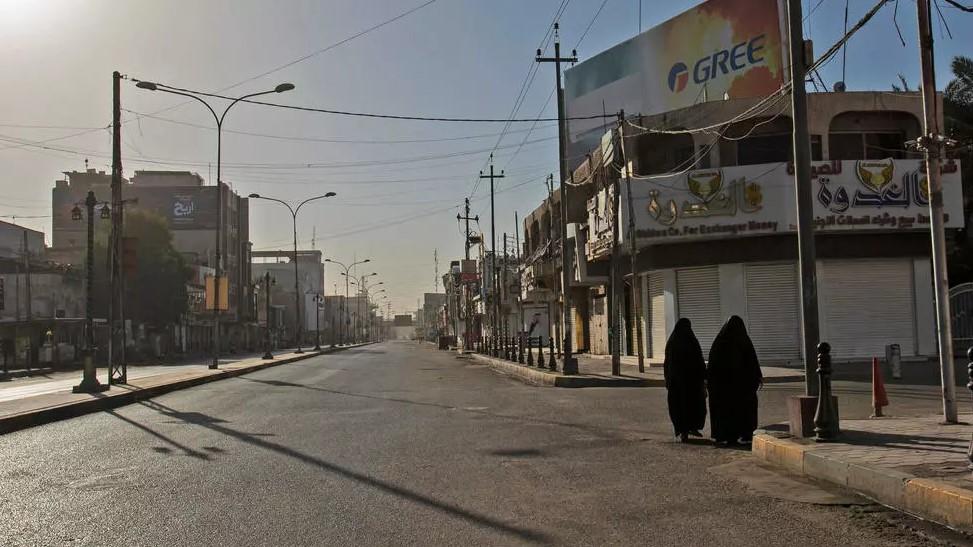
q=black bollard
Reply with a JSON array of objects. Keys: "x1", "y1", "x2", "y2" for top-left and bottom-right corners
[
  {"x1": 537, "y1": 337, "x2": 544, "y2": 367},
  {"x1": 548, "y1": 337, "x2": 557, "y2": 371},
  {"x1": 518, "y1": 334, "x2": 525, "y2": 364},
  {"x1": 527, "y1": 337, "x2": 534, "y2": 366},
  {"x1": 813, "y1": 342, "x2": 839, "y2": 441}
]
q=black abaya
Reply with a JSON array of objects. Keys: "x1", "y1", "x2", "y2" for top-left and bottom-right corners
[
  {"x1": 663, "y1": 318, "x2": 707, "y2": 436},
  {"x1": 707, "y1": 315, "x2": 762, "y2": 443}
]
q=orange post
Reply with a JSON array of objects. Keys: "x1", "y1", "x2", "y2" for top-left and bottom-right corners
[{"x1": 872, "y1": 357, "x2": 890, "y2": 417}]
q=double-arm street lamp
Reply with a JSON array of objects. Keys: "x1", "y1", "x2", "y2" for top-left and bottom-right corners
[
  {"x1": 257, "y1": 272, "x2": 275, "y2": 360},
  {"x1": 72, "y1": 191, "x2": 112, "y2": 394},
  {"x1": 359, "y1": 280, "x2": 385, "y2": 342},
  {"x1": 324, "y1": 258, "x2": 370, "y2": 345},
  {"x1": 248, "y1": 192, "x2": 337, "y2": 353},
  {"x1": 362, "y1": 287, "x2": 387, "y2": 342},
  {"x1": 135, "y1": 79, "x2": 295, "y2": 369},
  {"x1": 348, "y1": 274, "x2": 380, "y2": 342}
]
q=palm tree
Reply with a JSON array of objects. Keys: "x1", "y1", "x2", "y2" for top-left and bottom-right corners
[
  {"x1": 945, "y1": 56, "x2": 973, "y2": 142},
  {"x1": 944, "y1": 56, "x2": 973, "y2": 284}
]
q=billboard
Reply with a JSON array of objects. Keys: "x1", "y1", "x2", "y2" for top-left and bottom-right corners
[
  {"x1": 132, "y1": 187, "x2": 219, "y2": 230},
  {"x1": 587, "y1": 159, "x2": 964, "y2": 256},
  {"x1": 564, "y1": 0, "x2": 788, "y2": 162}
]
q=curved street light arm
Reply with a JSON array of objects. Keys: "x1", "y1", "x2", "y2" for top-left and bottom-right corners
[
  {"x1": 218, "y1": 89, "x2": 280, "y2": 128},
  {"x1": 294, "y1": 193, "x2": 337, "y2": 216},
  {"x1": 148, "y1": 87, "x2": 220, "y2": 127},
  {"x1": 250, "y1": 195, "x2": 296, "y2": 217}
]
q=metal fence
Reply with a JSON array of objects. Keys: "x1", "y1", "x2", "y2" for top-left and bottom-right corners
[{"x1": 950, "y1": 282, "x2": 973, "y2": 353}]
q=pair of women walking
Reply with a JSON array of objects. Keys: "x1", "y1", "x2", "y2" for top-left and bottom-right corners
[{"x1": 663, "y1": 315, "x2": 762, "y2": 446}]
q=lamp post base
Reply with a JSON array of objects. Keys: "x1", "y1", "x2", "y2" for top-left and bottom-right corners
[
  {"x1": 313, "y1": 344, "x2": 321, "y2": 351},
  {"x1": 72, "y1": 355, "x2": 108, "y2": 394},
  {"x1": 262, "y1": 351, "x2": 274, "y2": 360},
  {"x1": 561, "y1": 356, "x2": 578, "y2": 375}
]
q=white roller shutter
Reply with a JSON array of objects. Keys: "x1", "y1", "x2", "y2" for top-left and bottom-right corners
[
  {"x1": 676, "y1": 267, "x2": 722, "y2": 353},
  {"x1": 649, "y1": 272, "x2": 666, "y2": 360},
  {"x1": 821, "y1": 259, "x2": 916, "y2": 359},
  {"x1": 745, "y1": 262, "x2": 801, "y2": 362}
]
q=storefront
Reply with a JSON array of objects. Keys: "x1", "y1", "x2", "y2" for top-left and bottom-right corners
[{"x1": 587, "y1": 158, "x2": 963, "y2": 364}]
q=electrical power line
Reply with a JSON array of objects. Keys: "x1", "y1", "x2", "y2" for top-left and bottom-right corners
[
  {"x1": 127, "y1": 79, "x2": 614, "y2": 124},
  {"x1": 121, "y1": 108, "x2": 557, "y2": 145}
]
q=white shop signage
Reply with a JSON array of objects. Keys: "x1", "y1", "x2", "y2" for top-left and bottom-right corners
[{"x1": 607, "y1": 159, "x2": 963, "y2": 250}]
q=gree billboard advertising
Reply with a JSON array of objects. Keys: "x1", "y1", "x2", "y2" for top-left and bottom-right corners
[{"x1": 564, "y1": 0, "x2": 788, "y2": 161}]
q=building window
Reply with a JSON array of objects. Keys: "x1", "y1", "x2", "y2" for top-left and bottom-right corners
[
  {"x1": 737, "y1": 134, "x2": 791, "y2": 165},
  {"x1": 829, "y1": 132, "x2": 906, "y2": 160}
]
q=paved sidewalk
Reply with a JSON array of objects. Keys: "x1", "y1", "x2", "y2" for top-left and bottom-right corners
[
  {"x1": 0, "y1": 350, "x2": 289, "y2": 403},
  {"x1": 576, "y1": 355, "x2": 804, "y2": 384},
  {"x1": 463, "y1": 350, "x2": 804, "y2": 387},
  {"x1": 754, "y1": 413, "x2": 973, "y2": 530},
  {"x1": 0, "y1": 344, "x2": 369, "y2": 435}
]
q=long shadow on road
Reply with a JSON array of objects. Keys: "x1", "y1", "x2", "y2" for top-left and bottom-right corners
[
  {"x1": 238, "y1": 376, "x2": 660, "y2": 439},
  {"x1": 129, "y1": 398, "x2": 550, "y2": 544}
]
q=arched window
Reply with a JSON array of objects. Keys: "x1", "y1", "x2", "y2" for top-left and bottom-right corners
[{"x1": 828, "y1": 111, "x2": 922, "y2": 160}]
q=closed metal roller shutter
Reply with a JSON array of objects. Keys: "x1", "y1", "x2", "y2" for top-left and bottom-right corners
[
  {"x1": 745, "y1": 262, "x2": 801, "y2": 362},
  {"x1": 821, "y1": 259, "x2": 916, "y2": 359},
  {"x1": 649, "y1": 272, "x2": 666, "y2": 360},
  {"x1": 676, "y1": 267, "x2": 722, "y2": 354}
]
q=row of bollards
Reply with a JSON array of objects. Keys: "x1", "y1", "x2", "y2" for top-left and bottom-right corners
[{"x1": 476, "y1": 335, "x2": 557, "y2": 371}]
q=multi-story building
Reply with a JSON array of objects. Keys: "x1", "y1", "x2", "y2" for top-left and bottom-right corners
[
  {"x1": 574, "y1": 91, "x2": 962, "y2": 364},
  {"x1": 519, "y1": 0, "x2": 967, "y2": 365},
  {"x1": 0, "y1": 221, "x2": 84, "y2": 367},
  {"x1": 251, "y1": 250, "x2": 324, "y2": 346},
  {"x1": 51, "y1": 168, "x2": 253, "y2": 352}
]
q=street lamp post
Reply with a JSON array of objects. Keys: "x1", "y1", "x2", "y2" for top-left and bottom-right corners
[
  {"x1": 360, "y1": 278, "x2": 383, "y2": 342},
  {"x1": 365, "y1": 287, "x2": 386, "y2": 342},
  {"x1": 350, "y1": 274, "x2": 379, "y2": 342},
  {"x1": 325, "y1": 258, "x2": 370, "y2": 345},
  {"x1": 72, "y1": 191, "x2": 111, "y2": 393},
  {"x1": 136, "y1": 79, "x2": 294, "y2": 370},
  {"x1": 261, "y1": 272, "x2": 275, "y2": 360},
  {"x1": 248, "y1": 193, "x2": 337, "y2": 353},
  {"x1": 313, "y1": 293, "x2": 323, "y2": 351}
]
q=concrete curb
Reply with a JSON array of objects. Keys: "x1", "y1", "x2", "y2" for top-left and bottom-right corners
[
  {"x1": 466, "y1": 353, "x2": 657, "y2": 388},
  {"x1": 752, "y1": 433, "x2": 973, "y2": 529},
  {"x1": 0, "y1": 343, "x2": 373, "y2": 436}
]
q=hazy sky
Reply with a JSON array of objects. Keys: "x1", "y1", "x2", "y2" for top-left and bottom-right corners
[{"x1": 1, "y1": 0, "x2": 969, "y2": 314}]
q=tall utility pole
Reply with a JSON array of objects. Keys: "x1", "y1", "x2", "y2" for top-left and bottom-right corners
[
  {"x1": 457, "y1": 198, "x2": 478, "y2": 350},
  {"x1": 503, "y1": 234, "x2": 509, "y2": 343},
  {"x1": 514, "y1": 211, "x2": 524, "y2": 340},
  {"x1": 546, "y1": 174, "x2": 560, "y2": 351},
  {"x1": 22, "y1": 231, "x2": 32, "y2": 370},
  {"x1": 537, "y1": 22, "x2": 579, "y2": 374},
  {"x1": 786, "y1": 0, "x2": 821, "y2": 396},
  {"x1": 916, "y1": 0, "x2": 957, "y2": 422},
  {"x1": 109, "y1": 70, "x2": 127, "y2": 384},
  {"x1": 609, "y1": 149, "x2": 622, "y2": 375},
  {"x1": 479, "y1": 158, "x2": 504, "y2": 342},
  {"x1": 434, "y1": 249, "x2": 439, "y2": 292},
  {"x1": 618, "y1": 110, "x2": 644, "y2": 372}
]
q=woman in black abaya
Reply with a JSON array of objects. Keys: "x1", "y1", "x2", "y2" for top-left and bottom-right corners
[
  {"x1": 707, "y1": 315, "x2": 762, "y2": 446},
  {"x1": 663, "y1": 318, "x2": 707, "y2": 442}
]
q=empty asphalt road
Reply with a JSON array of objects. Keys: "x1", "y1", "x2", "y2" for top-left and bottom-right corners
[{"x1": 0, "y1": 342, "x2": 958, "y2": 546}]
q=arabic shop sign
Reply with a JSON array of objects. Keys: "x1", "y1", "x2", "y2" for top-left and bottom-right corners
[{"x1": 606, "y1": 159, "x2": 962, "y2": 251}]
